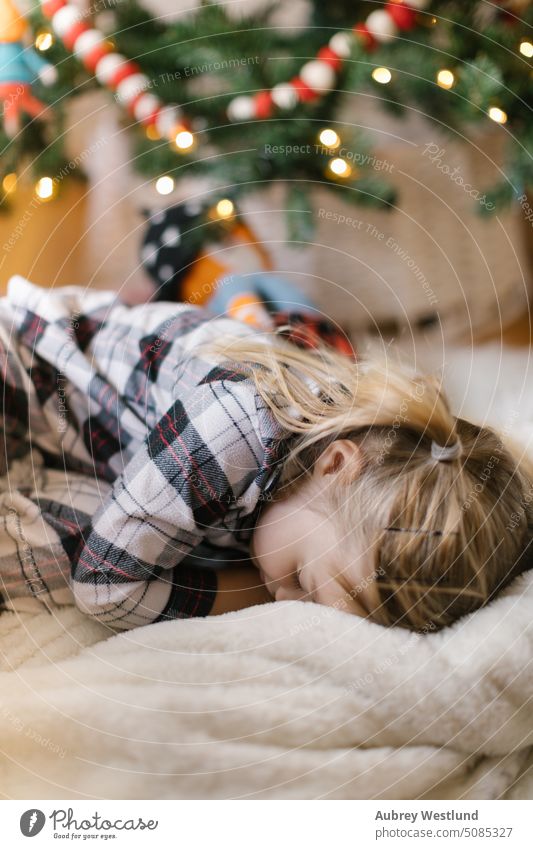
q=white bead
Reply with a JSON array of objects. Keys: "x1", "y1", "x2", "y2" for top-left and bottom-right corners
[
  {"x1": 406, "y1": 0, "x2": 430, "y2": 9},
  {"x1": 366, "y1": 9, "x2": 397, "y2": 43},
  {"x1": 299, "y1": 60, "x2": 336, "y2": 92},
  {"x1": 52, "y1": 5, "x2": 82, "y2": 38},
  {"x1": 329, "y1": 32, "x2": 353, "y2": 59},
  {"x1": 271, "y1": 82, "x2": 298, "y2": 110},
  {"x1": 227, "y1": 96, "x2": 255, "y2": 122},
  {"x1": 95, "y1": 53, "x2": 126, "y2": 85},
  {"x1": 115, "y1": 73, "x2": 150, "y2": 106},
  {"x1": 133, "y1": 93, "x2": 160, "y2": 122},
  {"x1": 155, "y1": 105, "x2": 182, "y2": 137},
  {"x1": 72, "y1": 29, "x2": 104, "y2": 59},
  {"x1": 38, "y1": 64, "x2": 57, "y2": 85}
]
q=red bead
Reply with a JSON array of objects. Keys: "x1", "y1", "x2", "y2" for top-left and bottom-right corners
[
  {"x1": 41, "y1": 0, "x2": 67, "y2": 17},
  {"x1": 83, "y1": 44, "x2": 111, "y2": 73},
  {"x1": 290, "y1": 76, "x2": 319, "y2": 102},
  {"x1": 110, "y1": 60, "x2": 142, "y2": 88},
  {"x1": 253, "y1": 91, "x2": 273, "y2": 119},
  {"x1": 386, "y1": 3, "x2": 417, "y2": 30},
  {"x1": 126, "y1": 91, "x2": 144, "y2": 117},
  {"x1": 353, "y1": 23, "x2": 377, "y2": 51},
  {"x1": 317, "y1": 46, "x2": 343, "y2": 72},
  {"x1": 63, "y1": 22, "x2": 90, "y2": 52}
]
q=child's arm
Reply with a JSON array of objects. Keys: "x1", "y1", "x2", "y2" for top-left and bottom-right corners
[{"x1": 70, "y1": 378, "x2": 274, "y2": 629}]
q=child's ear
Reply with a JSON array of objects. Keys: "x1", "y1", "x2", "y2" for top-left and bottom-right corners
[{"x1": 314, "y1": 439, "x2": 362, "y2": 481}]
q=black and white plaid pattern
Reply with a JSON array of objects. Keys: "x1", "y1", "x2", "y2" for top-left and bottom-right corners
[
  {"x1": 2, "y1": 276, "x2": 291, "y2": 630},
  {"x1": 0, "y1": 450, "x2": 112, "y2": 615}
]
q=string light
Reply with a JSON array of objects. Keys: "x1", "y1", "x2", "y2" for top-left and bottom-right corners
[
  {"x1": 418, "y1": 13, "x2": 438, "y2": 27},
  {"x1": 35, "y1": 176, "x2": 56, "y2": 201},
  {"x1": 318, "y1": 128, "x2": 340, "y2": 149},
  {"x1": 519, "y1": 40, "x2": 533, "y2": 58},
  {"x1": 174, "y1": 129, "x2": 195, "y2": 151},
  {"x1": 2, "y1": 173, "x2": 17, "y2": 194},
  {"x1": 372, "y1": 67, "x2": 392, "y2": 84},
  {"x1": 35, "y1": 30, "x2": 53, "y2": 51},
  {"x1": 488, "y1": 106, "x2": 508, "y2": 124},
  {"x1": 146, "y1": 125, "x2": 161, "y2": 140},
  {"x1": 215, "y1": 198, "x2": 235, "y2": 219},
  {"x1": 155, "y1": 175, "x2": 175, "y2": 195},
  {"x1": 436, "y1": 69, "x2": 455, "y2": 89},
  {"x1": 327, "y1": 158, "x2": 352, "y2": 178}
]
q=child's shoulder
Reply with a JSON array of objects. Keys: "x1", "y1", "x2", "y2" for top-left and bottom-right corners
[{"x1": 184, "y1": 358, "x2": 289, "y2": 469}]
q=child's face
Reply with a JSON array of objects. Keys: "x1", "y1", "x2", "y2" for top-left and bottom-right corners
[{"x1": 250, "y1": 441, "x2": 375, "y2": 618}]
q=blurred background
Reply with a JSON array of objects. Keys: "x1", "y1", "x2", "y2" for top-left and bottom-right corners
[{"x1": 1, "y1": 0, "x2": 532, "y2": 356}]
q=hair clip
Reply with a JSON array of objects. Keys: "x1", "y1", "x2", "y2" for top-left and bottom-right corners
[
  {"x1": 385, "y1": 526, "x2": 459, "y2": 537},
  {"x1": 431, "y1": 438, "x2": 462, "y2": 462}
]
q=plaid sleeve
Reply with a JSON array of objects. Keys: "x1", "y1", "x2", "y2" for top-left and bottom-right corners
[{"x1": 70, "y1": 376, "x2": 264, "y2": 630}]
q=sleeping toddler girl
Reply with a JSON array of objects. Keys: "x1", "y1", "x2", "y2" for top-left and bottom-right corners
[{"x1": 1, "y1": 274, "x2": 531, "y2": 633}]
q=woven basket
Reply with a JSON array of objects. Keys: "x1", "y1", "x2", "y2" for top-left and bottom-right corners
[{"x1": 243, "y1": 112, "x2": 531, "y2": 344}]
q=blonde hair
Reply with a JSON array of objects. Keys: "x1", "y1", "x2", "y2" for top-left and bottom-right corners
[{"x1": 199, "y1": 326, "x2": 533, "y2": 632}]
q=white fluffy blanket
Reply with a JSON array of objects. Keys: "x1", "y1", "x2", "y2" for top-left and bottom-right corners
[{"x1": 1, "y1": 343, "x2": 533, "y2": 800}]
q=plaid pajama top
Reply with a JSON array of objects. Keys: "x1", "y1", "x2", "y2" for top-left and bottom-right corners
[{"x1": 2, "y1": 276, "x2": 295, "y2": 630}]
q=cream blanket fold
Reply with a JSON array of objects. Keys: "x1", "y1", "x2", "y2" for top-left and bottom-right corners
[{"x1": 0, "y1": 569, "x2": 532, "y2": 800}]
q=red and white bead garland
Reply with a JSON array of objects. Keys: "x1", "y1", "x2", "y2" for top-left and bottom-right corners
[
  {"x1": 226, "y1": 0, "x2": 431, "y2": 122},
  {"x1": 40, "y1": 0, "x2": 431, "y2": 138},
  {"x1": 39, "y1": 0, "x2": 188, "y2": 140}
]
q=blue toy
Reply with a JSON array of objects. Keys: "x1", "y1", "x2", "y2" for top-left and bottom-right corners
[
  {"x1": 0, "y1": 0, "x2": 57, "y2": 138},
  {"x1": 207, "y1": 273, "x2": 319, "y2": 330}
]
